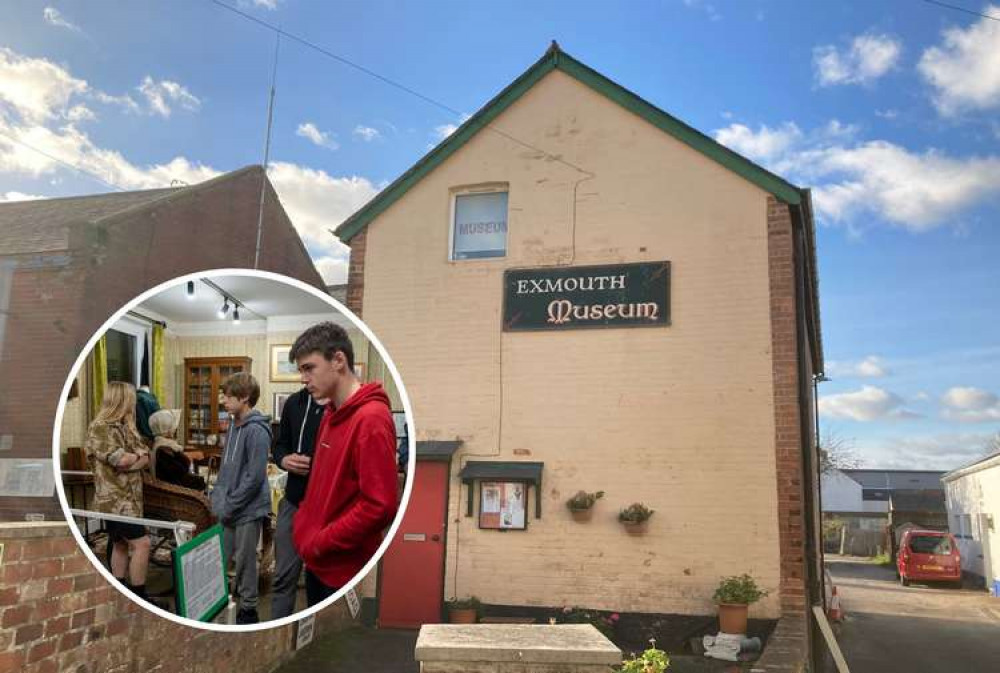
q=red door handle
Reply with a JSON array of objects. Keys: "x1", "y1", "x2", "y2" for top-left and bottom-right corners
[{"x1": 431, "y1": 534, "x2": 441, "y2": 542}]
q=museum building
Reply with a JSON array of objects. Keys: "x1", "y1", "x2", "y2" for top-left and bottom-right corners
[{"x1": 339, "y1": 43, "x2": 825, "y2": 643}]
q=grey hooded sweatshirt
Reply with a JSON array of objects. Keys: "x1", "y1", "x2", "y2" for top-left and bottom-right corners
[{"x1": 210, "y1": 410, "x2": 272, "y2": 526}]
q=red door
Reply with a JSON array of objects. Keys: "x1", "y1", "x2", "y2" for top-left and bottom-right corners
[{"x1": 378, "y1": 461, "x2": 449, "y2": 628}]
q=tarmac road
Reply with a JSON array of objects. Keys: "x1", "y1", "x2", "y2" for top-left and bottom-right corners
[{"x1": 826, "y1": 555, "x2": 1000, "y2": 673}]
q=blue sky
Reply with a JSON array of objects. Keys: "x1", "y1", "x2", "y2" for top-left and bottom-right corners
[{"x1": 1, "y1": 1, "x2": 998, "y2": 470}]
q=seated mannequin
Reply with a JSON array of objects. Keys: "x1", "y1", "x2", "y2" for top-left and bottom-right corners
[{"x1": 149, "y1": 409, "x2": 206, "y2": 492}]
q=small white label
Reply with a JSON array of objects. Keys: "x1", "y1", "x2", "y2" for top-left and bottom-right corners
[
  {"x1": 296, "y1": 614, "x2": 316, "y2": 649},
  {"x1": 403, "y1": 533, "x2": 426, "y2": 542},
  {"x1": 345, "y1": 588, "x2": 360, "y2": 618}
]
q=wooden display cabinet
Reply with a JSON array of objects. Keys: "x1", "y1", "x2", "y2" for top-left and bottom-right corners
[{"x1": 183, "y1": 357, "x2": 252, "y2": 448}]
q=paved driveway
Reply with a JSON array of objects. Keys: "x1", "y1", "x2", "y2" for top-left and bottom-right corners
[{"x1": 827, "y1": 556, "x2": 1000, "y2": 673}]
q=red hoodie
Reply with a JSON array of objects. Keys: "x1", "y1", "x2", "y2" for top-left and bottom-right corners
[{"x1": 292, "y1": 382, "x2": 399, "y2": 588}]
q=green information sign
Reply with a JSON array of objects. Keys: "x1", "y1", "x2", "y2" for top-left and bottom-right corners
[
  {"x1": 174, "y1": 524, "x2": 229, "y2": 622},
  {"x1": 503, "y1": 261, "x2": 670, "y2": 331}
]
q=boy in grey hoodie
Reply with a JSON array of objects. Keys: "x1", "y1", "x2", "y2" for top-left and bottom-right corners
[{"x1": 210, "y1": 372, "x2": 272, "y2": 624}]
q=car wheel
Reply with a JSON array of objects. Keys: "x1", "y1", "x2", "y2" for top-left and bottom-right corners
[{"x1": 900, "y1": 575, "x2": 910, "y2": 587}]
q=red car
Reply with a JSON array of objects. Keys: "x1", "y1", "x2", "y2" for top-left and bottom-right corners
[{"x1": 897, "y1": 529, "x2": 962, "y2": 588}]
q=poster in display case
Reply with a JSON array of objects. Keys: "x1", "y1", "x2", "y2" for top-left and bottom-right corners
[{"x1": 478, "y1": 481, "x2": 527, "y2": 530}]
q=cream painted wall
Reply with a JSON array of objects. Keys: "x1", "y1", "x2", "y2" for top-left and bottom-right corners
[
  {"x1": 163, "y1": 329, "x2": 369, "y2": 420},
  {"x1": 361, "y1": 70, "x2": 781, "y2": 617}
]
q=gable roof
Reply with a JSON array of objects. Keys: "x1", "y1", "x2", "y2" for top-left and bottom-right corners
[
  {"x1": 0, "y1": 188, "x2": 178, "y2": 256},
  {"x1": 335, "y1": 42, "x2": 804, "y2": 244},
  {"x1": 843, "y1": 470, "x2": 945, "y2": 491}
]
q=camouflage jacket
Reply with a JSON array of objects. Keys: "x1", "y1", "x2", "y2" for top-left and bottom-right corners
[{"x1": 85, "y1": 420, "x2": 148, "y2": 517}]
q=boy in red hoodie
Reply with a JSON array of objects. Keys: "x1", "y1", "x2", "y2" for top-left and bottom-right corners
[{"x1": 288, "y1": 322, "x2": 399, "y2": 606}]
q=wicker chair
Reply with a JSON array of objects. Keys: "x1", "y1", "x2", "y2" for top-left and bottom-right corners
[{"x1": 142, "y1": 474, "x2": 215, "y2": 536}]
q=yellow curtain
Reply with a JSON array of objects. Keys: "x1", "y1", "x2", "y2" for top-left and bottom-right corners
[
  {"x1": 90, "y1": 336, "x2": 108, "y2": 417},
  {"x1": 152, "y1": 324, "x2": 166, "y2": 403}
]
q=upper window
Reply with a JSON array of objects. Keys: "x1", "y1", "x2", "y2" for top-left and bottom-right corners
[{"x1": 451, "y1": 190, "x2": 508, "y2": 260}]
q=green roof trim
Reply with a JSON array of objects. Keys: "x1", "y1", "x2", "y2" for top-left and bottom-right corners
[{"x1": 336, "y1": 43, "x2": 802, "y2": 243}]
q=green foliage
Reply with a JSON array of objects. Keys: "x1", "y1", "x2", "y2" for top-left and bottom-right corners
[
  {"x1": 873, "y1": 552, "x2": 892, "y2": 566},
  {"x1": 619, "y1": 641, "x2": 670, "y2": 673},
  {"x1": 618, "y1": 502, "x2": 654, "y2": 524},
  {"x1": 713, "y1": 574, "x2": 768, "y2": 605},
  {"x1": 566, "y1": 490, "x2": 605, "y2": 511},
  {"x1": 447, "y1": 596, "x2": 482, "y2": 611}
]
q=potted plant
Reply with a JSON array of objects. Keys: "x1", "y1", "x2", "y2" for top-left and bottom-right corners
[
  {"x1": 566, "y1": 490, "x2": 604, "y2": 522},
  {"x1": 713, "y1": 574, "x2": 767, "y2": 635},
  {"x1": 618, "y1": 502, "x2": 654, "y2": 535},
  {"x1": 446, "y1": 596, "x2": 481, "y2": 624}
]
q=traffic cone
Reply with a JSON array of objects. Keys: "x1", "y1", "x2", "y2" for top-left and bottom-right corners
[{"x1": 828, "y1": 585, "x2": 843, "y2": 622}]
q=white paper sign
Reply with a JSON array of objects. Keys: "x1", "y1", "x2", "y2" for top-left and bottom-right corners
[
  {"x1": 346, "y1": 588, "x2": 361, "y2": 618},
  {"x1": 296, "y1": 614, "x2": 316, "y2": 649}
]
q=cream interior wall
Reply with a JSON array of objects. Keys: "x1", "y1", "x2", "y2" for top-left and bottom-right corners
[
  {"x1": 362, "y1": 70, "x2": 781, "y2": 617},
  {"x1": 163, "y1": 329, "x2": 369, "y2": 420}
]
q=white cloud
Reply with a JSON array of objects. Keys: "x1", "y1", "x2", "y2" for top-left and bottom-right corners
[
  {"x1": 296, "y1": 122, "x2": 339, "y2": 150},
  {"x1": 682, "y1": 0, "x2": 721, "y2": 22},
  {"x1": 353, "y1": 125, "x2": 381, "y2": 142},
  {"x1": 813, "y1": 33, "x2": 901, "y2": 87},
  {"x1": 819, "y1": 385, "x2": 920, "y2": 421},
  {"x1": 311, "y1": 255, "x2": 349, "y2": 285},
  {"x1": 0, "y1": 47, "x2": 88, "y2": 123},
  {"x1": 855, "y1": 431, "x2": 995, "y2": 470},
  {"x1": 941, "y1": 386, "x2": 1000, "y2": 422},
  {"x1": 94, "y1": 91, "x2": 141, "y2": 114},
  {"x1": 434, "y1": 123, "x2": 459, "y2": 141},
  {"x1": 826, "y1": 356, "x2": 889, "y2": 379},
  {"x1": 875, "y1": 109, "x2": 898, "y2": 119},
  {"x1": 713, "y1": 122, "x2": 802, "y2": 162},
  {"x1": 918, "y1": 5, "x2": 1000, "y2": 116},
  {"x1": 267, "y1": 161, "x2": 377, "y2": 263},
  {"x1": 713, "y1": 121, "x2": 1000, "y2": 232},
  {"x1": 0, "y1": 191, "x2": 45, "y2": 202},
  {"x1": 65, "y1": 104, "x2": 95, "y2": 122},
  {"x1": 137, "y1": 77, "x2": 201, "y2": 118},
  {"x1": 241, "y1": 0, "x2": 282, "y2": 9},
  {"x1": 43, "y1": 7, "x2": 82, "y2": 33}
]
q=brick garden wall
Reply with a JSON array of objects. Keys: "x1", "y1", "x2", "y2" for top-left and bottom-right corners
[{"x1": 0, "y1": 522, "x2": 353, "y2": 673}]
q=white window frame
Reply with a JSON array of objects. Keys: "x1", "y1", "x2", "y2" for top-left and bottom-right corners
[{"x1": 448, "y1": 184, "x2": 509, "y2": 262}]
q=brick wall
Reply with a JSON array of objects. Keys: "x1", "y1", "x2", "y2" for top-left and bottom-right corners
[
  {"x1": 0, "y1": 522, "x2": 353, "y2": 672},
  {"x1": 345, "y1": 227, "x2": 366, "y2": 318},
  {"x1": 0, "y1": 257, "x2": 87, "y2": 522},
  {"x1": 767, "y1": 197, "x2": 808, "y2": 617}
]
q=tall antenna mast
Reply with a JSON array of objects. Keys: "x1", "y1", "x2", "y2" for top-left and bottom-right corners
[{"x1": 254, "y1": 29, "x2": 281, "y2": 269}]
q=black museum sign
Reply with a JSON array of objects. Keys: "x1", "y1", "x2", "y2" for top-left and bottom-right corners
[{"x1": 502, "y1": 261, "x2": 670, "y2": 332}]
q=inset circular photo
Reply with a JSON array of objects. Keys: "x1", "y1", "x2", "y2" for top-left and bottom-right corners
[{"x1": 53, "y1": 269, "x2": 415, "y2": 631}]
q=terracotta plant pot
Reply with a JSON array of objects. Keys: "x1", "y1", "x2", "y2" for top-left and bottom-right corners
[
  {"x1": 717, "y1": 602, "x2": 749, "y2": 635},
  {"x1": 570, "y1": 508, "x2": 593, "y2": 522},
  {"x1": 448, "y1": 607, "x2": 478, "y2": 624},
  {"x1": 622, "y1": 520, "x2": 648, "y2": 535}
]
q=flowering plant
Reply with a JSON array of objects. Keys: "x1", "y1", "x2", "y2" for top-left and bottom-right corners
[
  {"x1": 713, "y1": 574, "x2": 767, "y2": 605},
  {"x1": 619, "y1": 639, "x2": 669, "y2": 673},
  {"x1": 618, "y1": 502, "x2": 654, "y2": 524},
  {"x1": 566, "y1": 490, "x2": 605, "y2": 511},
  {"x1": 559, "y1": 606, "x2": 619, "y2": 637}
]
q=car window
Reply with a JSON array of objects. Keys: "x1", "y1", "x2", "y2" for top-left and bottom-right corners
[{"x1": 909, "y1": 535, "x2": 952, "y2": 555}]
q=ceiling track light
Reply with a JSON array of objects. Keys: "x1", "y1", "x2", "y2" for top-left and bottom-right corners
[
  {"x1": 186, "y1": 280, "x2": 196, "y2": 300},
  {"x1": 218, "y1": 299, "x2": 230, "y2": 319},
  {"x1": 233, "y1": 308, "x2": 241, "y2": 325}
]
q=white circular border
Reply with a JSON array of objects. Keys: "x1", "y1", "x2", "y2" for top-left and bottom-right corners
[{"x1": 51, "y1": 268, "x2": 418, "y2": 632}]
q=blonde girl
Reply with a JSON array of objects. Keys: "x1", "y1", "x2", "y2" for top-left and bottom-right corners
[{"x1": 85, "y1": 381, "x2": 153, "y2": 601}]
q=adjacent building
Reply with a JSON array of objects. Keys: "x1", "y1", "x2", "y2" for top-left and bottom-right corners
[
  {"x1": 942, "y1": 453, "x2": 1000, "y2": 592},
  {"x1": 338, "y1": 43, "x2": 824, "y2": 654}
]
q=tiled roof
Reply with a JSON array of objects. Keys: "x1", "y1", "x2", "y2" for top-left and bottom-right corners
[{"x1": 0, "y1": 188, "x2": 177, "y2": 255}]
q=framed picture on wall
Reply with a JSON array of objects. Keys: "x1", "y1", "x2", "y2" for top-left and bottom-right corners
[
  {"x1": 270, "y1": 344, "x2": 298, "y2": 382},
  {"x1": 273, "y1": 392, "x2": 291, "y2": 422}
]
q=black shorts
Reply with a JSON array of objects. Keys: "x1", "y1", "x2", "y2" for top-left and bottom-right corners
[{"x1": 107, "y1": 521, "x2": 146, "y2": 541}]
